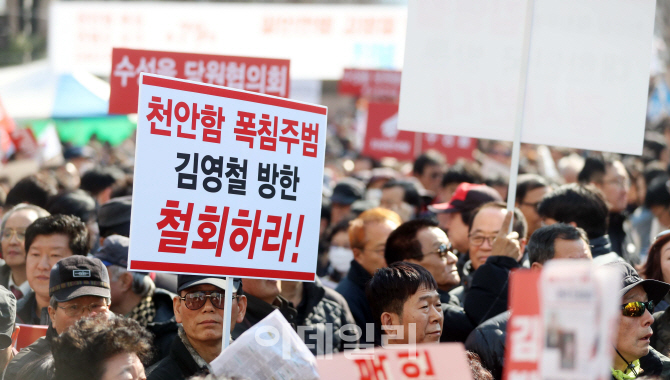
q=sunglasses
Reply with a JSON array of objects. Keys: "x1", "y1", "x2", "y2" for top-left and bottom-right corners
[
  {"x1": 621, "y1": 300, "x2": 654, "y2": 317},
  {"x1": 179, "y1": 290, "x2": 238, "y2": 310}
]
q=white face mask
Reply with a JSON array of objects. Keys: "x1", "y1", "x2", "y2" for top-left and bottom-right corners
[{"x1": 329, "y1": 246, "x2": 354, "y2": 274}]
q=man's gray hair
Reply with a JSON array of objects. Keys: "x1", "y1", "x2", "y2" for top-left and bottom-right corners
[
  {"x1": 107, "y1": 265, "x2": 155, "y2": 297},
  {"x1": 1, "y1": 203, "x2": 50, "y2": 231}
]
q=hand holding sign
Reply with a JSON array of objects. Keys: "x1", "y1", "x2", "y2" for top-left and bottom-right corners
[{"x1": 491, "y1": 211, "x2": 521, "y2": 262}]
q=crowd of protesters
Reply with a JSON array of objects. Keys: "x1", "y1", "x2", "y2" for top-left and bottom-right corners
[{"x1": 0, "y1": 117, "x2": 668, "y2": 380}]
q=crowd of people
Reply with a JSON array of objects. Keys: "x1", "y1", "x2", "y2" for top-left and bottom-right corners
[{"x1": 0, "y1": 120, "x2": 667, "y2": 379}]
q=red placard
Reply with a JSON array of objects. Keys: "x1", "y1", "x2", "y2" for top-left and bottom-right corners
[
  {"x1": 339, "y1": 68, "x2": 401, "y2": 100},
  {"x1": 109, "y1": 48, "x2": 291, "y2": 115},
  {"x1": 362, "y1": 102, "x2": 417, "y2": 162},
  {"x1": 503, "y1": 269, "x2": 542, "y2": 380},
  {"x1": 421, "y1": 133, "x2": 476, "y2": 164}
]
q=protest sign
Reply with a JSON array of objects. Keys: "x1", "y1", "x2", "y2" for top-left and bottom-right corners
[
  {"x1": 109, "y1": 48, "x2": 290, "y2": 114},
  {"x1": 362, "y1": 102, "x2": 476, "y2": 163},
  {"x1": 339, "y1": 69, "x2": 402, "y2": 101},
  {"x1": 362, "y1": 102, "x2": 416, "y2": 162},
  {"x1": 211, "y1": 309, "x2": 319, "y2": 380},
  {"x1": 316, "y1": 343, "x2": 472, "y2": 380},
  {"x1": 398, "y1": 0, "x2": 655, "y2": 156},
  {"x1": 504, "y1": 262, "x2": 620, "y2": 380},
  {"x1": 127, "y1": 73, "x2": 327, "y2": 282}
]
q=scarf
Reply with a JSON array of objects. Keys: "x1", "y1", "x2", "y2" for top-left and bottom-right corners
[
  {"x1": 127, "y1": 294, "x2": 156, "y2": 327},
  {"x1": 611, "y1": 360, "x2": 641, "y2": 380}
]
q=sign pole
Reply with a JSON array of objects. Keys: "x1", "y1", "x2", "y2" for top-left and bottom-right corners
[
  {"x1": 222, "y1": 277, "x2": 233, "y2": 349},
  {"x1": 506, "y1": 0, "x2": 536, "y2": 232}
]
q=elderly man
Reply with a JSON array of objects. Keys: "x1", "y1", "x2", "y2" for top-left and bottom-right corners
[
  {"x1": 335, "y1": 208, "x2": 401, "y2": 346},
  {"x1": 5, "y1": 255, "x2": 112, "y2": 380},
  {"x1": 94, "y1": 235, "x2": 177, "y2": 364},
  {"x1": 147, "y1": 275, "x2": 247, "y2": 380},
  {"x1": 384, "y1": 219, "x2": 460, "y2": 303},
  {"x1": 367, "y1": 262, "x2": 443, "y2": 346},
  {"x1": 608, "y1": 262, "x2": 670, "y2": 379}
]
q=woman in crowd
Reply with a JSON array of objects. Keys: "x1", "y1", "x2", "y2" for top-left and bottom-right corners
[{"x1": 0, "y1": 204, "x2": 49, "y2": 300}]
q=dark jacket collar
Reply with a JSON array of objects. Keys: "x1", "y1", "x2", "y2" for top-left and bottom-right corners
[
  {"x1": 346, "y1": 260, "x2": 372, "y2": 290},
  {"x1": 589, "y1": 235, "x2": 613, "y2": 258},
  {"x1": 169, "y1": 330, "x2": 208, "y2": 378}
]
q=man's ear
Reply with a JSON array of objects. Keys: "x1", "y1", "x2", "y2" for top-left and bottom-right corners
[
  {"x1": 352, "y1": 248, "x2": 364, "y2": 260},
  {"x1": 236, "y1": 295, "x2": 247, "y2": 323},
  {"x1": 568, "y1": 221, "x2": 578, "y2": 228},
  {"x1": 120, "y1": 272, "x2": 133, "y2": 292},
  {"x1": 380, "y1": 312, "x2": 401, "y2": 336},
  {"x1": 531, "y1": 262, "x2": 544, "y2": 271},
  {"x1": 519, "y1": 238, "x2": 527, "y2": 256},
  {"x1": 48, "y1": 306, "x2": 57, "y2": 328},
  {"x1": 173, "y1": 296, "x2": 182, "y2": 324}
]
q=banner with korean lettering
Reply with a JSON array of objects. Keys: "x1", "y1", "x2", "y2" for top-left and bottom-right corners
[
  {"x1": 362, "y1": 102, "x2": 417, "y2": 162},
  {"x1": 338, "y1": 69, "x2": 402, "y2": 101},
  {"x1": 110, "y1": 48, "x2": 290, "y2": 115},
  {"x1": 128, "y1": 73, "x2": 326, "y2": 281},
  {"x1": 316, "y1": 344, "x2": 472, "y2": 380}
]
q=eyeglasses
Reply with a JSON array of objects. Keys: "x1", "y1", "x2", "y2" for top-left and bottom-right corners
[
  {"x1": 604, "y1": 178, "x2": 630, "y2": 189},
  {"x1": 58, "y1": 302, "x2": 108, "y2": 317},
  {"x1": 1, "y1": 229, "x2": 26, "y2": 241},
  {"x1": 469, "y1": 234, "x2": 497, "y2": 247},
  {"x1": 621, "y1": 300, "x2": 654, "y2": 317},
  {"x1": 179, "y1": 290, "x2": 238, "y2": 310},
  {"x1": 520, "y1": 201, "x2": 540, "y2": 210},
  {"x1": 425, "y1": 243, "x2": 452, "y2": 260}
]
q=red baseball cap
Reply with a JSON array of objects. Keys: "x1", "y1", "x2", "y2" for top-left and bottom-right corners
[{"x1": 429, "y1": 183, "x2": 502, "y2": 214}]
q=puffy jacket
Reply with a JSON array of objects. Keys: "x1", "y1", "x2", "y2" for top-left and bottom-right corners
[
  {"x1": 465, "y1": 311, "x2": 509, "y2": 380},
  {"x1": 464, "y1": 256, "x2": 521, "y2": 326},
  {"x1": 4, "y1": 324, "x2": 56, "y2": 380},
  {"x1": 295, "y1": 278, "x2": 357, "y2": 355}
]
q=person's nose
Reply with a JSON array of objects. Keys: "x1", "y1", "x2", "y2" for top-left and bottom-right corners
[
  {"x1": 37, "y1": 255, "x2": 51, "y2": 270},
  {"x1": 202, "y1": 297, "x2": 216, "y2": 312},
  {"x1": 642, "y1": 309, "x2": 654, "y2": 327},
  {"x1": 446, "y1": 252, "x2": 457, "y2": 265},
  {"x1": 431, "y1": 305, "x2": 443, "y2": 324}
]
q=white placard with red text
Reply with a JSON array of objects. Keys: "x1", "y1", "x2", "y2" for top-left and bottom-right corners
[
  {"x1": 316, "y1": 344, "x2": 472, "y2": 380},
  {"x1": 128, "y1": 73, "x2": 327, "y2": 281}
]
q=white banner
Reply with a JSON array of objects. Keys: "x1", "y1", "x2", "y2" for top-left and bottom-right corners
[
  {"x1": 128, "y1": 73, "x2": 327, "y2": 281},
  {"x1": 398, "y1": 0, "x2": 655, "y2": 155},
  {"x1": 48, "y1": 2, "x2": 407, "y2": 80}
]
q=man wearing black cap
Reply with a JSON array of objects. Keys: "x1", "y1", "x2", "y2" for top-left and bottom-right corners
[
  {"x1": 5, "y1": 255, "x2": 112, "y2": 380},
  {"x1": 329, "y1": 178, "x2": 365, "y2": 227},
  {"x1": 94, "y1": 235, "x2": 178, "y2": 364},
  {"x1": 0, "y1": 286, "x2": 18, "y2": 378},
  {"x1": 147, "y1": 275, "x2": 247, "y2": 380},
  {"x1": 609, "y1": 261, "x2": 670, "y2": 379}
]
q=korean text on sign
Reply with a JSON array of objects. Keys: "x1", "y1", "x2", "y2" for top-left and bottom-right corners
[
  {"x1": 109, "y1": 48, "x2": 290, "y2": 115},
  {"x1": 128, "y1": 73, "x2": 326, "y2": 282}
]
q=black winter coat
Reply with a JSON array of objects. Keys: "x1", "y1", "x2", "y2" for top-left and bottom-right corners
[
  {"x1": 335, "y1": 260, "x2": 376, "y2": 346},
  {"x1": 145, "y1": 288, "x2": 179, "y2": 365},
  {"x1": 4, "y1": 324, "x2": 56, "y2": 380},
  {"x1": 146, "y1": 333, "x2": 208, "y2": 380},
  {"x1": 465, "y1": 311, "x2": 509, "y2": 380}
]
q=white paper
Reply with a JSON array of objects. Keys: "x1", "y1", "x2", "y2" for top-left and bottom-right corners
[
  {"x1": 211, "y1": 309, "x2": 319, "y2": 380},
  {"x1": 540, "y1": 261, "x2": 621, "y2": 380},
  {"x1": 398, "y1": 0, "x2": 655, "y2": 155}
]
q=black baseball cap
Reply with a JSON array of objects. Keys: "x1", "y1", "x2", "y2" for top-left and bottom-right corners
[
  {"x1": 97, "y1": 196, "x2": 132, "y2": 229},
  {"x1": 331, "y1": 178, "x2": 365, "y2": 206},
  {"x1": 0, "y1": 287, "x2": 16, "y2": 350},
  {"x1": 94, "y1": 235, "x2": 129, "y2": 267},
  {"x1": 177, "y1": 275, "x2": 240, "y2": 293},
  {"x1": 606, "y1": 261, "x2": 670, "y2": 304},
  {"x1": 49, "y1": 256, "x2": 111, "y2": 302}
]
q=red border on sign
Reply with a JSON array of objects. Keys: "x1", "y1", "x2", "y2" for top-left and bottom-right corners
[
  {"x1": 130, "y1": 260, "x2": 316, "y2": 281},
  {"x1": 142, "y1": 75, "x2": 327, "y2": 115}
]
